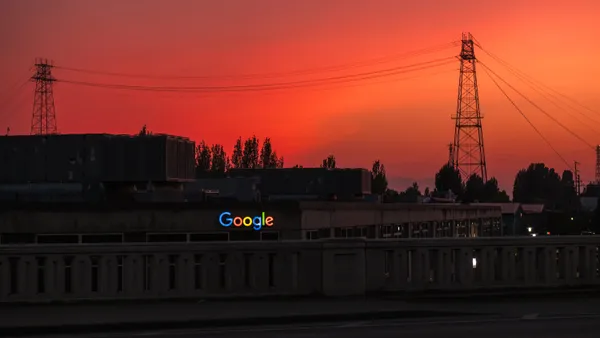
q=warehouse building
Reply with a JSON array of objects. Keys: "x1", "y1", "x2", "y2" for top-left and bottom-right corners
[
  {"x1": 0, "y1": 133, "x2": 195, "y2": 185},
  {"x1": 0, "y1": 201, "x2": 502, "y2": 245},
  {"x1": 227, "y1": 168, "x2": 371, "y2": 200}
]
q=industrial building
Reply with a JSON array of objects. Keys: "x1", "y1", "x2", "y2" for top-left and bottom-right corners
[
  {"x1": 0, "y1": 134, "x2": 504, "y2": 246},
  {"x1": 0, "y1": 133, "x2": 196, "y2": 185},
  {"x1": 227, "y1": 168, "x2": 372, "y2": 200},
  {"x1": 0, "y1": 200, "x2": 502, "y2": 245}
]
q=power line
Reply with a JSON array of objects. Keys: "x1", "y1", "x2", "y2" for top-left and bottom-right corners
[
  {"x1": 275, "y1": 67, "x2": 457, "y2": 94},
  {"x1": 479, "y1": 61, "x2": 596, "y2": 150},
  {"x1": 53, "y1": 41, "x2": 459, "y2": 80},
  {"x1": 57, "y1": 57, "x2": 455, "y2": 93},
  {"x1": 0, "y1": 78, "x2": 31, "y2": 123},
  {"x1": 476, "y1": 47, "x2": 600, "y2": 127},
  {"x1": 480, "y1": 55, "x2": 600, "y2": 133},
  {"x1": 0, "y1": 78, "x2": 30, "y2": 111},
  {"x1": 473, "y1": 38, "x2": 600, "y2": 120},
  {"x1": 480, "y1": 66, "x2": 573, "y2": 171}
]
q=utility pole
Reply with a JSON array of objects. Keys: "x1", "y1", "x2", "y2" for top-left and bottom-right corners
[
  {"x1": 30, "y1": 58, "x2": 58, "y2": 135},
  {"x1": 574, "y1": 161, "x2": 581, "y2": 196},
  {"x1": 452, "y1": 32, "x2": 487, "y2": 182}
]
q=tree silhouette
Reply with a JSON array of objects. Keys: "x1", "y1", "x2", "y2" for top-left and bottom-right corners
[
  {"x1": 242, "y1": 136, "x2": 260, "y2": 169},
  {"x1": 560, "y1": 170, "x2": 579, "y2": 212},
  {"x1": 259, "y1": 137, "x2": 274, "y2": 168},
  {"x1": 210, "y1": 144, "x2": 228, "y2": 174},
  {"x1": 434, "y1": 164, "x2": 463, "y2": 198},
  {"x1": 259, "y1": 137, "x2": 284, "y2": 168},
  {"x1": 513, "y1": 163, "x2": 561, "y2": 208},
  {"x1": 321, "y1": 155, "x2": 336, "y2": 169},
  {"x1": 189, "y1": 136, "x2": 583, "y2": 210},
  {"x1": 464, "y1": 174, "x2": 485, "y2": 203},
  {"x1": 292, "y1": 164, "x2": 303, "y2": 168},
  {"x1": 371, "y1": 160, "x2": 388, "y2": 194},
  {"x1": 195, "y1": 136, "x2": 286, "y2": 173},
  {"x1": 482, "y1": 177, "x2": 510, "y2": 202},
  {"x1": 138, "y1": 124, "x2": 151, "y2": 136},
  {"x1": 195, "y1": 141, "x2": 212, "y2": 177},
  {"x1": 398, "y1": 182, "x2": 421, "y2": 202},
  {"x1": 384, "y1": 188, "x2": 399, "y2": 202},
  {"x1": 231, "y1": 137, "x2": 243, "y2": 169}
]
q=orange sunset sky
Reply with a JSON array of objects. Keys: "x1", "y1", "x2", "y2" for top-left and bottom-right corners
[{"x1": 1, "y1": 0, "x2": 600, "y2": 193}]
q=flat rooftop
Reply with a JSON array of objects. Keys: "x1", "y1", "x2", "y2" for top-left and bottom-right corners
[{"x1": 0, "y1": 200, "x2": 501, "y2": 212}]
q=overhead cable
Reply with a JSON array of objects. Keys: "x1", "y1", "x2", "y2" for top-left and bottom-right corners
[
  {"x1": 58, "y1": 58, "x2": 455, "y2": 93},
  {"x1": 54, "y1": 41, "x2": 459, "y2": 80}
]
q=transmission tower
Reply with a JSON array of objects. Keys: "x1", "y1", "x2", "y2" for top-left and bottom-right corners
[
  {"x1": 30, "y1": 58, "x2": 58, "y2": 135},
  {"x1": 452, "y1": 32, "x2": 487, "y2": 182},
  {"x1": 595, "y1": 145, "x2": 600, "y2": 183}
]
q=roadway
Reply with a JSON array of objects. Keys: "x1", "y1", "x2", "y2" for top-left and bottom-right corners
[
  {"x1": 5, "y1": 294, "x2": 600, "y2": 337},
  {"x1": 19, "y1": 315, "x2": 600, "y2": 338}
]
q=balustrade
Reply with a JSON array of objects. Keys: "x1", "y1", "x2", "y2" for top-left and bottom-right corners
[{"x1": 1, "y1": 237, "x2": 599, "y2": 303}]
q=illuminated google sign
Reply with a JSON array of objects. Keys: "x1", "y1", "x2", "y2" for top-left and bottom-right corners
[{"x1": 218, "y1": 212, "x2": 274, "y2": 231}]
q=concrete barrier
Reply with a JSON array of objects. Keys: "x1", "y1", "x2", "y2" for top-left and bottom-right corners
[{"x1": 1, "y1": 236, "x2": 599, "y2": 303}]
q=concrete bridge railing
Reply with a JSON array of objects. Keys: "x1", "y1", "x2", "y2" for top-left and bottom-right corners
[{"x1": 0, "y1": 237, "x2": 599, "y2": 303}]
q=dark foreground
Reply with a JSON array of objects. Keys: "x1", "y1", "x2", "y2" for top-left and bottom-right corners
[
  {"x1": 4, "y1": 293, "x2": 600, "y2": 337},
  {"x1": 17, "y1": 315, "x2": 600, "y2": 338}
]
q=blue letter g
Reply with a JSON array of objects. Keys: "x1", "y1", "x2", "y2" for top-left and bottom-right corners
[{"x1": 219, "y1": 212, "x2": 232, "y2": 227}]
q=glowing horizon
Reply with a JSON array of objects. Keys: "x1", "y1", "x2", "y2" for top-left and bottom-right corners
[{"x1": 1, "y1": 0, "x2": 599, "y2": 193}]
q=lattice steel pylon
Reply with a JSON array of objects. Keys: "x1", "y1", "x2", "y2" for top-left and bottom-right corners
[
  {"x1": 30, "y1": 58, "x2": 58, "y2": 135},
  {"x1": 452, "y1": 32, "x2": 487, "y2": 182}
]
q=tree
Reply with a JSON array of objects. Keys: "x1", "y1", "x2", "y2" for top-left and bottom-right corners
[
  {"x1": 398, "y1": 182, "x2": 421, "y2": 202},
  {"x1": 260, "y1": 137, "x2": 274, "y2": 168},
  {"x1": 139, "y1": 124, "x2": 151, "y2": 136},
  {"x1": 513, "y1": 163, "x2": 561, "y2": 208},
  {"x1": 383, "y1": 189, "x2": 399, "y2": 202},
  {"x1": 321, "y1": 155, "x2": 336, "y2": 169},
  {"x1": 292, "y1": 164, "x2": 303, "y2": 168},
  {"x1": 242, "y1": 136, "x2": 260, "y2": 169},
  {"x1": 482, "y1": 177, "x2": 510, "y2": 202},
  {"x1": 464, "y1": 174, "x2": 485, "y2": 203},
  {"x1": 210, "y1": 144, "x2": 228, "y2": 174},
  {"x1": 424, "y1": 187, "x2": 430, "y2": 197},
  {"x1": 371, "y1": 160, "x2": 388, "y2": 194},
  {"x1": 260, "y1": 137, "x2": 284, "y2": 168},
  {"x1": 231, "y1": 137, "x2": 243, "y2": 169},
  {"x1": 560, "y1": 170, "x2": 579, "y2": 212},
  {"x1": 434, "y1": 164, "x2": 463, "y2": 198},
  {"x1": 195, "y1": 141, "x2": 212, "y2": 177}
]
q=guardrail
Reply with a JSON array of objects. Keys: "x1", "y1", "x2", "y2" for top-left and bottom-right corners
[{"x1": 1, "y1": 236, "x2": 599, "y2": 303}]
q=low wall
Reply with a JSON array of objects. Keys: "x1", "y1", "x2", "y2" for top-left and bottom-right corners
[{"x1": 1, "y1": 237, "x2": 599, "y2": 303}]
